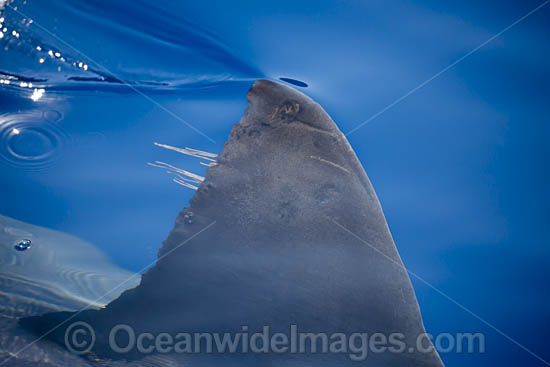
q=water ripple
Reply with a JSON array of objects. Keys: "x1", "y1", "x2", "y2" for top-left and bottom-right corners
[
  {"x1": 0, "y1": 111, "x2": 69, "y2": 170},
  {"x1": 0, "y1": 0, "x2": 262, "y2": 92}
]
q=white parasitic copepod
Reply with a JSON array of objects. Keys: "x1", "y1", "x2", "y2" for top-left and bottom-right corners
[{"x1": 148, "y1": 142, "x2": 218, "y2": 190}]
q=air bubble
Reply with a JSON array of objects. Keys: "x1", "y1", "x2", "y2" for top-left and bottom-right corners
[{"x1": 14, "y1": 239, "x2": 31, "y2": 251}]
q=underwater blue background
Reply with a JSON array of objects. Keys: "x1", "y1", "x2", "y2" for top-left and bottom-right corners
[{"x1": 0, "y1": 0, "x2": 548, "y2": 366}]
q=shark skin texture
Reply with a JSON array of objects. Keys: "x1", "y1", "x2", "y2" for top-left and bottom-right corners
[{"x1": 20, "y1": 79, "x2": 444, "y2": 366}]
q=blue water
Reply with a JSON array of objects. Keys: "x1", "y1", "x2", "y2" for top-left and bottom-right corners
[{"x1": 0, "y1": 0, "x2": 548, "y2": 366}]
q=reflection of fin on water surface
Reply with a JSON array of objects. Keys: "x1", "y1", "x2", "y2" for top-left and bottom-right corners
[
  {"x1": 17, "y1": 80, "x2": 443, "y2": 366},
  {"x1": 0, "y1": 214, "x2": 140, "y2": 318}
]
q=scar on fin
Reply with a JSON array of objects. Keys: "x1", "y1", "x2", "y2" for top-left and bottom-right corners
[
  {"x1": 309, "y1": 155, "x2": 350, "y2": 174},
  {"x1": 269, "y1": 101, "x2": 300, "y2": 122}
]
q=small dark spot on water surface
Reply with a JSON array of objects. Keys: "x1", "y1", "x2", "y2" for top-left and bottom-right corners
[{"x1": 279, "y1": 78, "x2": 308, "y2": 87}]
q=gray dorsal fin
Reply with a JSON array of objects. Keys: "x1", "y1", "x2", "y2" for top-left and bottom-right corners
[{"x1": 21, "y1": 79, "x2": 444, "y2": 366}]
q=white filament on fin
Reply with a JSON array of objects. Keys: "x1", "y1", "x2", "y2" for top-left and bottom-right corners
[
  {"x1": 153, "y1": 142, "x2": 218, "y2": 162},
  {"x1": 149, "y1": 143, "x2": 218, "y2": 191},
  {"x1": 147, "y1": 161, "x2": 204, "y2": 185},
  {"x1": 173, "y1": 177, "x2": 199, "y2": 190}
]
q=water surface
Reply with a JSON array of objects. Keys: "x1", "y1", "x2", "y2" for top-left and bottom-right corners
[{"x1": 0, "y1": 1, "x2": 548, "y2": 366}]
